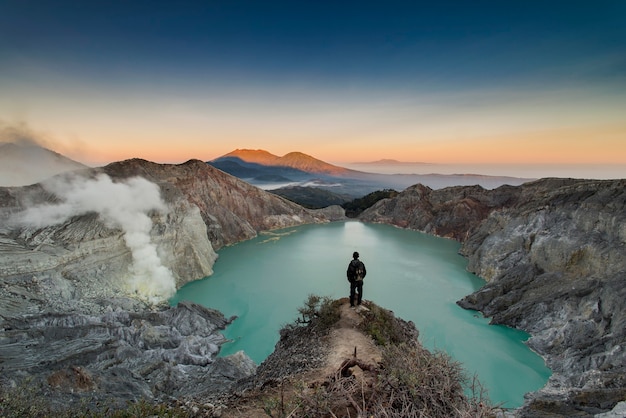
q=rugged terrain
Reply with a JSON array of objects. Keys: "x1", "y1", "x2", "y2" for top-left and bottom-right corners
[
  {"x1": 219, "y1": 298, "x2": 492, "y2": 418},
  {"x1": 360, "y1": 178, "x2": 626, "y2": 416},
  {"x1": 0, "y1": 159, "x2": 344, "y2": 410},
  {"x1": 2, "y1": 158, "x2": 625, "y2": 416}
]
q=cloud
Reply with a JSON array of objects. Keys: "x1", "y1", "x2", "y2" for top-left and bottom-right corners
[{"x1": 14, "y1": 173, "x2": 176, "y2": 302}]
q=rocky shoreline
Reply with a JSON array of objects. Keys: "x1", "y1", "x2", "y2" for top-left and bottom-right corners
[{"x1": 360, "y1": 178, "x2": 626, "y2": 416}]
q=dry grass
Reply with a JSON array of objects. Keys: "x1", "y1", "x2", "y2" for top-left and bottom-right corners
[{"x1": 257, "y1": 297, "x2": 496, "y2": 418}]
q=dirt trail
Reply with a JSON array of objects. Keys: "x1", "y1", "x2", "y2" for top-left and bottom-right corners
[
  {"x1": 323, "y1": 301, "x2": 382, "y2": 376},
  {"x1": 221, "y1": 300, "x2": 383, "y2": 417}
]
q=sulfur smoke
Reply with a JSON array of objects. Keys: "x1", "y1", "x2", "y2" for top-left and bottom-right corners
[{"x1": 15, "y1": 173, "x2": 176, "y2": 302}]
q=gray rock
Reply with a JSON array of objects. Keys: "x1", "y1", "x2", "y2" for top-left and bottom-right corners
[
  {"x1": 0, "y1": 159, "x2": 337, "y2": 411},
  {"x1": 595, "y1": 401, "x2": 626, "y2": 418},
  {"x1": 360, "y1": 178, "x2": 626, "y2": 416},
  {"x1": 0, "y1": 301, "x2": 255, "y2": 408}
]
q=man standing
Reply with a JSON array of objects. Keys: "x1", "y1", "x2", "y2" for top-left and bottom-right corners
[{"x1": 346, "y1": 251, "x2": 366, "y2": 308}]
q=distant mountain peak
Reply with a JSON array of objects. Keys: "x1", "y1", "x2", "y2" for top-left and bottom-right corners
[
  {"x1": 216, "y1": 149, "x2": 355, "y2": 176},
  {"x1": 221, "y1": 149, "x2": 280, "y2": 165}
]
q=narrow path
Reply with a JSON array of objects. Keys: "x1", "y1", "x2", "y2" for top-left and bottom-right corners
[
  {"x1": 323, "y1": 301, "x2": 382, "y2": 376},
  {"x1": 221, "y1": 300, "x2": 383, "y2": 418}
]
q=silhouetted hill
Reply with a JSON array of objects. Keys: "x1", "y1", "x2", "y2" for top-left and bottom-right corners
[
  {"x1": 269, "y1": 186, "x2": 352, "y2": 209},
  {"x1": 216, "y1": 149, "x2": 358, "y2": 176},
  {"x1": 209, "y1": 157, "x2": 309, "y2": 182}
]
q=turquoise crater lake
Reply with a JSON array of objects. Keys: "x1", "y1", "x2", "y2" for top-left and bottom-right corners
[{"x1": 171, "y1": 221, "x2": 550, "y2": 408}]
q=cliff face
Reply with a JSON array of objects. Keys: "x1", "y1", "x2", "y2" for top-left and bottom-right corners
[
  {"x1": 0, "y1": 159, "x2": 344, "y2": 408},
  {"x1": 359, "y1": 178, "x2": 626, "y2": 416},
  {"x1": 0, "y1": 159, "x2": 342, "y2": 304},
  {"x1": 101, "y1": 159, "x2": 342, "y2": 250}
]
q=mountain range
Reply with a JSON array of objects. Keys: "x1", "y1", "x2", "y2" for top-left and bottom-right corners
[
  {"x1": 0, "y1": 143, "x2": 533, "y2": 197},
  {"x1": 219, "y1": 149, "x2": 354, "y2": 176},
  {"x1": 209, "y1": 149, "x2": 534, "y2": 199}
]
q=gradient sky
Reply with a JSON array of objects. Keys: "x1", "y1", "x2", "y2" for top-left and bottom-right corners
[{"x1": 1, "y1": 1, "x2": 625, "y2": 177}]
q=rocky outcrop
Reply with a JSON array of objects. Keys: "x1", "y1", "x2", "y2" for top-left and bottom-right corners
[
  {"x1": 359, "y1": 178, "x2": 626, "y2": 416},
  {"x1": 220, "y1": 299, "x2": 488, "y2": 418},
  {"x1": 0, "y1": 159, "x2": 345, "y2": 410},
  {"x1": 1, "y1": 301, "x2": 256, "y2": 409}
]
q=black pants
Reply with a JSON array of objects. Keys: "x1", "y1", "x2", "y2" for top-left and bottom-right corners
[{"x1": 349, "y1": 280, "x2": 363, "y2": 306}]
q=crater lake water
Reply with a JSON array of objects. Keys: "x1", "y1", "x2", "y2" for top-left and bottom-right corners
[{"x1": 170, "y1": 221, "x2": 550, "y2": 408}]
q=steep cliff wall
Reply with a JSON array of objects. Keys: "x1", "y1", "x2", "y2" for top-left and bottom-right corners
[
  {"x1": 359, "y1": 178, "x2": 626, "y2": 416},
  {"x1": 101, "y1": 159, "x2": 340, "y2": 250},
  {"x1": 0, "y1": 159, "x2": 344, "y2": 409}
]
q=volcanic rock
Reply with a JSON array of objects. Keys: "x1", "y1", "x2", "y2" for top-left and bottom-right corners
[
  {"x1": 359, "y1": 178, "x2": 626, "y2": 416},
  {"x1": 0, "y1": 158, "x2": 345, "y2": 410}
]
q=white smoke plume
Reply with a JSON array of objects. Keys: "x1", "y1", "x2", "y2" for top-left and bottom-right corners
[{"x1": 15, "y1": 173, "x2": 176, "y2": 302}]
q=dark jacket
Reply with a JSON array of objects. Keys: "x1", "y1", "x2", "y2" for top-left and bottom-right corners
[{"x1": 347, "y1": 259, "x2": 366, "y2": 282}]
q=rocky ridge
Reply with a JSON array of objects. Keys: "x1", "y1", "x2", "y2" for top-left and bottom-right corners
[
  {"x1": 0, "y1": 159, "x2": 345, "y2": 409},
  {"x1": 219, "y1": 298, "x2": 491, "y2": 418},
  {"x1": 359, "y1": 178, "x2": 626, "y2": 416}
]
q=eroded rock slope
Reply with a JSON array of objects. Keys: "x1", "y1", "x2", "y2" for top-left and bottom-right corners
[
  {"x1": 0, "y1": 159, "x2": 344, "y2": 408},
  {"x1": 360, "y1": 178, "x2": 626, "y2": 416}
]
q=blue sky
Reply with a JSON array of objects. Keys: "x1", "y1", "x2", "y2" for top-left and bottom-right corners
[{"x1": 1, "y1": 1, "x2": 625, "y2": 176}]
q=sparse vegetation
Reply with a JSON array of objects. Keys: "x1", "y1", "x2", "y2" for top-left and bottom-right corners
[
  {"x1": 342, "y1": 188, "x2": 399, "y2": 217},
  {"x1": 369, "y1": 344, "x2": 491, "y2": 417},
  {"x1": 261, "y1": 296, "x2": 495, "y2": 418},
  {"x1": 359, "y1": 302, "x2": 415, "y2": 346},
  {"x1": 296, "y1": 293, "x2": 342, "y2": 331},
  {"x1": 261, "y1": 342, "x2": 493, "y2": 418}
]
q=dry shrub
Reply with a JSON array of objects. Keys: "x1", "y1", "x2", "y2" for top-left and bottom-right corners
[
  {"x1": 359, "y1": 303, "x2": 416, "y2": 346},
  {"x1": 287, "y1": 343, "x2": 493, "y2": 418},
  {"x1": 370, "y1": 343, "x2": 486, "y2": 417},
  {"x1": 47, "y1": 366, "x2": 96, "y2": 392}
]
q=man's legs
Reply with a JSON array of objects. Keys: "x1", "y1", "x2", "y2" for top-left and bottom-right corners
[
  {"x1": 356, "y1": 281, "x2": 363, "y2": 305},
  {"x1": 349, "y1": 281, "x2": 357, "y2": 306}
]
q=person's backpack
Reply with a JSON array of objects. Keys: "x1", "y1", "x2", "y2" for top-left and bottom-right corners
[{"x1": 354, "y1": 261, "x2": 365, "y2": 281}]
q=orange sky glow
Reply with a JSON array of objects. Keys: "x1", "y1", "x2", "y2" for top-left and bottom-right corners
[
  {"x1": 4, "y1": 85, "x2": 625, "y2": 173},
  {"x1": 2, "y1": 2, "x2": 625, "y2": 179}
]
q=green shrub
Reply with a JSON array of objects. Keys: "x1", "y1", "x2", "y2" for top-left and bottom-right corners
[
  {"x1": 359, "y1": 303, "x2": 413, "y2": 346},
  {"x1": 295, "y1": 294, "x2": 341, "y2": 332},
  {"x1": 342, "y1": 189, "x2": 399, "y2": 217}
]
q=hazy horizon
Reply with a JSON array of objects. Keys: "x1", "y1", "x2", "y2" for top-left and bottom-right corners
[
  {"x1": 337, "y1": 161, "x2": 626, "y2": 180},
  {"x1": 3, "y1": 139, "x2": 624, "y2": 183}
]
